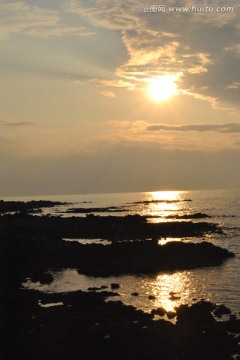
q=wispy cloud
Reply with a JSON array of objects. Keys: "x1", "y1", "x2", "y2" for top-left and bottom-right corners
[
  {"x1": 63, "y1": 0, "x2": 142, "y2": 30},
  {"x1": 90, "y1": 79, "x2": 131, "y2": 88},
  {"x1": 98, "y1": 90, "x2": 116, "y2": 97},
  {"x1": 225, "y1": 82, "x2": 240, "y2": 90},
  {"x1": 146, "y1": 123, "x2": 240, "y2": 133},
  {"x1": 24, "y1": 26, "x2": 94, "y2": 38},
  {"x1": 0, "y1": 1, "x2": 93, "y2": 39},
  {"x1": 1, "y1": 121, "x2": 35, "y2": 127}
]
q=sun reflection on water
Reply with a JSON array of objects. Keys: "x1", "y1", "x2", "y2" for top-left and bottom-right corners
[
  {"x1": 141, "y1": 190, "x2": 188, "y2": 221},
  {"x1": 146, "y1": 272, "x2": 192, "y2": 312},
  {"x1": 148, "y1": 191, "x2": 184, "y2": 201}
]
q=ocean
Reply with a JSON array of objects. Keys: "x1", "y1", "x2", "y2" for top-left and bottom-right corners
[{"x1": 16, "y1": 188, "x2": 240, "y2": 315}]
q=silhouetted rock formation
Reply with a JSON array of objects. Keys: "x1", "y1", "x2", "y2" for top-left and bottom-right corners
[
  {"x1": 0, "y1": 200, "x2": 68, "y2": 214},
  {"x1": 213, "y1": 304, "x2": 232, "y2": 318},
  {"x1": 128, "y1": 199, "x2": 192, "y2": 205},
  {"x1": 166, "y1": 212, "x2": 210, "y2": 219},
  {"x1": 0, "y1": 213, "x2": 222, "y2": 240},
  {"x1": 39, "y1": 273, "x2": 54, "y2": 285},
  {"x1": 0, "y1": 233, "x2": 234, "y2": 283},
  {"x1": 2, "y1": 289, "x2": 239, "y2": 360},
  {"x1": 65, "y1": 206, "x2": 127, "y2": 213},
  {"x1": 76, "y1": 240, "x2": 234, "y2": 276},
  {"x1": 111, "y1": 283, "x2": 120, "y2": 290}
]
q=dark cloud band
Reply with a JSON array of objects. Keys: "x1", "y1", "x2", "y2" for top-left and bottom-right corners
[{"x1": 146, "y1": 123, "x2": 240, "y2": 133}]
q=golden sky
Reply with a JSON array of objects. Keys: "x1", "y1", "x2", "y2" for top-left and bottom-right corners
[{"x1": 1, "y1": 0, "x2": 240, "y2": 195}]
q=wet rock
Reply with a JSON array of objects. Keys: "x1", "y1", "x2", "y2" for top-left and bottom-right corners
[
  {"x1": 151, "y1": 307, "x2": 165, "y2": 316},
  {"x1": 129, "y1": 199, "x2": 192, "y2": 205},
  {"x1": 176, "y1": 301, "x2": 216, "y2": 331},
  {"x1": 65, "y1": 206, "x2": 127, "y2": 214},
  {"x1": 88, "y1": 287, "x2": 101, "y2": 292},
  {"x1": 111, "y1": 283, "x2": 120, "y2": 290},
  {"x1": 2, "y1": 284, "x2": 240, "y2": 360},
  {"x1": 0, "y1": 212, "x2": 223, "y2": 241},
  {"x1": 166, "y1": 213, "x2": 210, "y2": 220},
  {"x1": 30, "y1": 272, "x2": 42, "y2": 283},
  {"x1": 169, "y1": 294, "x2": 181, "y2": 301},
  {"x1": 213, "y1": 304, "x2": 232, "y2": 317},
  {"x1": 0, "y1": 199, "x2": 68, "y2": 214},
  {"x1": 39, "y1": 273, "x2": 54, "y2": 285},
  {"x1": 167, "y1": 311, "x2": 176, "y2": 319},
  {"x1": 77, "y1": 240, "x2": 234, "y2": 276},
  {"x1": 0, "y1": 216, "x2": 233, "y2": 278},
  {"x1": 94, "y1": 291, "x2": 119, "y2": 298}
]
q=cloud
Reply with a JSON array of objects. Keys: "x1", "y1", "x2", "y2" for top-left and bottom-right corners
[
  {"x1": 225, "y1": 44, "x2": 240, "y2": 55},
  {"x1": 225, "y1": 82, "x2": 240, "y2": 90},
  {"x1": 91, "y1": 79, "x2": 131, "y2": 88},
  {"x1": 146, "y1": 123, "x2": 240, "y2": 133},
  {"x1": 118, "y1": 29, "x2": 212, "y2": 80},
  {"x1": 0, "y1": 1, "x2": 92, "y2": 39},
  {"x1": 0, "y1": 121, "x2": 35, "y2": 127},
  {"x1": 64, "y1": 0, "x2": 142, "y2": 30},
  {"x1": 64, "y1": 0, "x2": 240, "y2": 111},
  {"x1": 98, "y1": 90, "x2": 116, "y2": 97},
  {"x1": 24, "y1": 26, "x2": 94, "y2": 38}
]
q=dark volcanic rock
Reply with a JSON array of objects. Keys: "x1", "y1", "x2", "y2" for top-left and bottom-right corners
[
  {"x1": 167, "y1": 311, "x2": 177, "y2": 319},
  {"x1": 111, "y1": 283, "x2": 120, "y2": 290},
  {"x1": 88, "y1": 287, "x2": 101, "y2": 292},
  {"x1": 151, "y1": 307, "x2": 165, "y2": 316},
  {"x1": 0, "y1": 200, "x2": 68, "y2": 214},
  {"x1": 77, "y1": 240, "x2": 234, "y2": 276},
  {"x1": 176, "y1": 301, "x2": 216, "y2": 331},
  {"x1": 0, "y1": 213, "x2": 223, "y2": 241},
  {"x1": 166, "y1": 212, "x2": 210, "y2": 219},
  {"x1": 66, "y1": 206, "x2": 127, "y2": 213},
  {"x1": 2, "y1": 290, "x2": 240, "y2": 360},
  {"x1": 213, "y1": 304, "x2": 232, "y2": 318},
  {"x1": 0, "y1": 233, "x2": 234, "y2": 282},
  {"x1": 169, "y1": 291, "x2": 181, "y2": 301},
  {"x1": 39, "y1": 273, "x2": 54, "y2": 285},
  {"x1": 128, "y1": 199, "x2": 192, "y2": 205}
]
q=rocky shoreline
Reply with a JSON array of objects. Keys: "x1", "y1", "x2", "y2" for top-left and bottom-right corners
[
  {"x1": 0, "y1": 200, "x2": 239, "y2": 359},
  {"x1": 0, "y1": 211, "x2": 222, "y2": 240},
  {"x1": 2, "y1": 288, "x2": 240, "y2": 360},
  {"x1": 0, "y1": 200, "x2": 68, "y2": 214}
]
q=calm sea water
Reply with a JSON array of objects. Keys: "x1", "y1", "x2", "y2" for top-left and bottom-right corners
[{"x1": 17, "y1": 189, "x2": 240, "y2": 314}]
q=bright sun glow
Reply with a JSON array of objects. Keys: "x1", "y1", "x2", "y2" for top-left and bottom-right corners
[
  {"x1": 147, "y1": 76, "x2": 177, "y2": 102},
  {"x1": 149, "y1": 190, "x2": 182, "y2": 201}
]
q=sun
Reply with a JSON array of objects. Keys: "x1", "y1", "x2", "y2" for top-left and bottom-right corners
[{"x1": 147, "y1": 76, "x2": 177, "y2": 102}]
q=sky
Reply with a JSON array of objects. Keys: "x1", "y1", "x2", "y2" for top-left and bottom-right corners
[{"x1": 0, "y1": 0, "x2": 240, "y2": 196}]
